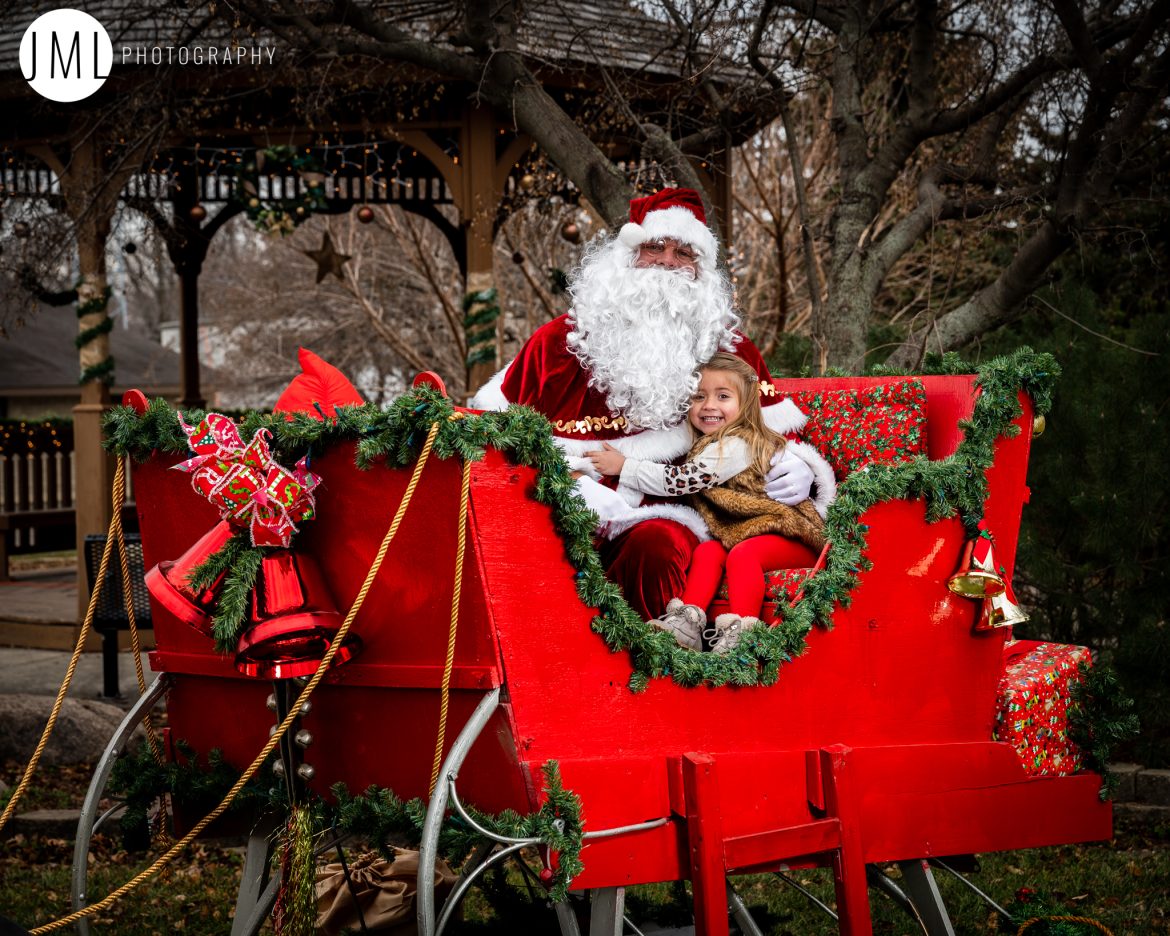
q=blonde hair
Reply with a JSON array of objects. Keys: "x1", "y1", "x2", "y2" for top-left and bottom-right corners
[{"x1": 686, "y1": 352, "x2": 786, "y2": 480}]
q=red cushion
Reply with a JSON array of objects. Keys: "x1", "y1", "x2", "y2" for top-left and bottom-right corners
[
  {"x1": 787, "y1": 379, "x2": 928, "y2": 480},
  {"x1": 712, "y1": 566, "x2": 814, "y2": 622}
]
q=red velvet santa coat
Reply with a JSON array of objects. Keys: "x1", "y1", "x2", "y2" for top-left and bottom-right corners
[{"x1": 470, "y1": 315, "x2": 836, "y2": 541}]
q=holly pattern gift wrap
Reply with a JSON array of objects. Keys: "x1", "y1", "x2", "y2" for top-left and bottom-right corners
[{"x1": 994, "y1": 641, "x2": 1091, "y2": 777}]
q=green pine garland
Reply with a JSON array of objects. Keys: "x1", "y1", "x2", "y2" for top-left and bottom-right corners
[
  {"x1": 108, "y1": 741, "x2": 277, "y2": 851},
  {"x1": 104, "y1": 347, "x2": 1060, "y2": 691},
  {"x1": 332, "y1": 761, "x2": 584, "y2": 901},
  {"x1": 75, "y1": 315, "x2": 114, "y2": 349},
  {"x1": 1068, "y1": 662, "x2": 1141, "y2": 800},
  {"x1": 183, "y1": 530, "x2": 268, "y2": 652},
  {"x1": 77, "y1": 280, "x2": 115, "y2": 385},
  {"x1": 109, "y1": 741, "x2": 585, "y2": 902},
  {"x1": 998, "y1": 889, "x2": 1114, "y2": 935},
  {"x1": 464, "y1": 287, "x2": 501, "y2": 367}
]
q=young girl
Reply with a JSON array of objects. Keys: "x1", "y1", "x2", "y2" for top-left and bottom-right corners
[{"x1": 587, "y1": 352, "x2": 825, "y2": 653}]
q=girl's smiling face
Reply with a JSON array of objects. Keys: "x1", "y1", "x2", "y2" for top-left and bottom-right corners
[{"x1": 688, "y1": 369, "x2": 742, "y2": 435}]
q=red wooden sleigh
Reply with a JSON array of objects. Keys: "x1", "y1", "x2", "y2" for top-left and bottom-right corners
[{"x1": 100, "y1": 372, "x2": 1108, "y2": 936}]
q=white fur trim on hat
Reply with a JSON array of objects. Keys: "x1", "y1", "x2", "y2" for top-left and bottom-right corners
[
  {"x1": 617, "y1": 206, "x2": 719, "y2": 259},
  {"x1": 618, "y1": 223, "x2": 647, "y2": 250},
  {"x1": 761, "y1": 397, "x2": 808, "y2": 436}
]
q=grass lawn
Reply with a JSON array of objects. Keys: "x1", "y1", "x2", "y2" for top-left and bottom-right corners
[{"x1": 2, "y1": 764, "x2": 1166, "y2": 935}]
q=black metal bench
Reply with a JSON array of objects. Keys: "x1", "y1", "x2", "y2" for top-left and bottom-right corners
[{"x1": 83, "y1": 533, "x2": 153, "y2": 698}]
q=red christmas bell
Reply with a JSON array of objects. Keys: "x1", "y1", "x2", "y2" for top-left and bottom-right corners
[
  {"x1": 145, "y1": 520, "x2": 235, "y2": 636},
  {"x1": 235, "y1": 550, "x2": 357, "y2": 679}
]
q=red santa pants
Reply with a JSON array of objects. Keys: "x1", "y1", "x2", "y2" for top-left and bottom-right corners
[
  {"x1": 599, "y1": 519, "x2": 698, "y2": 620},
  {"x1": 681, "y1": 535, "x2": 819, "y2": 618}
]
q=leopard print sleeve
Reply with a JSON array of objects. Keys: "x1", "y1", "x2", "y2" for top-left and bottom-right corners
[
  {"x1": 619, "y1": 437, "x2": 753, "y2": 498},
  {"x1": 660, "y1": 462, "x2": 719, "y2": 495}
]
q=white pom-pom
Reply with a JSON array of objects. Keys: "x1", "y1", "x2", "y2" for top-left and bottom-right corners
[{"x1": 618, "y1": 222, "x2": 646, "y2": 249}]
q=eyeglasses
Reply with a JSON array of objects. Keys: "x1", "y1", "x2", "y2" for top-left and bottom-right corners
[{"x1": 639, "y1": 239, "x2": 698, "y2": 264}]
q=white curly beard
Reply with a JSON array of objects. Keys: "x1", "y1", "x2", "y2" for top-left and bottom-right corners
[{"x1": 565, "y1": 240, "x2": 741, "y2": 431}]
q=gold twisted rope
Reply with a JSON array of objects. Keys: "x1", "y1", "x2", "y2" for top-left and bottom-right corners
[
  {"x1": 429, "y1": 440, "x2": 472, "y2": 795},
  {"x1": 0, "y1": 457, "x2": 130, "y2": 833},
  {"x1": 111, "y1": 465, "x2": 162, "y2": 762},
  {"x1": 30, "y1": 421, "x2": 441, "y2": 934},
  {"x1": 1017, "y1": 916, "x2": 1114, "y2": 935}
]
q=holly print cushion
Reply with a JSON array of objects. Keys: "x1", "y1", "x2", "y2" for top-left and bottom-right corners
[{"x1": 787, "y1": 380, "x2": 928, "y2": 480}]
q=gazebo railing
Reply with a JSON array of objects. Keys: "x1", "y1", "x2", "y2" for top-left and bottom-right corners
[{"x1": 0, "y1": 421, "x2": 86, "y2": 580}]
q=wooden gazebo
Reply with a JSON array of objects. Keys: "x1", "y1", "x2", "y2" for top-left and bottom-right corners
[{"x1": 0, "y1": 0, "x2": 747, "y2": 606}]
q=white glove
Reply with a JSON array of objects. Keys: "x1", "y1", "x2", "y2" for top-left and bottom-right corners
[
  {"x1": 564, "y1": 455, "x2": 601, "y2": 481},
  {"x1": 574, "y1": 475, "x2": 639, "y2": 534},
  {"x1": 764, "y1": 447, "x2": 814, "y2": 505}
]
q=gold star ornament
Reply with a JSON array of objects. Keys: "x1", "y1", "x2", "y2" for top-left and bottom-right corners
[{"x1": 302, "y1": 232, "x2": 352, "y2": 283}]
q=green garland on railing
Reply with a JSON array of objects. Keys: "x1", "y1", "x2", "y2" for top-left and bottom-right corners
[
  {"x1": 104, "y1": 347, "x2": 1059, "y2": 691},
  {"x1": 1068, "y1": 662, "x2": 1141, "y2": 801}
]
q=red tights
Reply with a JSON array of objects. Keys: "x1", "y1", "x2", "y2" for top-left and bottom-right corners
[{"x1": 682, "y1": 535, "x2": 818, "y2": 617}]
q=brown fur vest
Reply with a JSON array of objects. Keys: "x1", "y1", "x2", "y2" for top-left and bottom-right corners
[{"x1": 690, "y1": 466, "x2": 826, "y2": 551}]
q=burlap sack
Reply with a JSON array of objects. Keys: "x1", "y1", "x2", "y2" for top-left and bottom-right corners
[{"x1": 315, "y1": 847, "x2": 457, "y2": 935}]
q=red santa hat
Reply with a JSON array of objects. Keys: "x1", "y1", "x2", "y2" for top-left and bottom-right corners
[{"x1": 617, "y1": 187, "x2": 719, "y2": 261}]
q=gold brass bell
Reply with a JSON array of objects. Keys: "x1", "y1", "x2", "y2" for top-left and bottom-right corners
[
  {"x1": 974, "y1": 589, "x2": 1030, "y2": 631},
  {"x1": 947, "y1": 539, "x2": 1006, "y2": 599}
]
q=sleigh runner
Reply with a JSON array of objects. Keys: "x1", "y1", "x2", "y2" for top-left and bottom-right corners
[{"x1": 69, "y1": 352, "x2": 1111, "y2": 936}]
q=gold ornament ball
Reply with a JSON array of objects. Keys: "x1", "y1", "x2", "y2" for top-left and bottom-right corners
[
  {"x1": 1032, "y1": 414, "x2": 1046, "y2": 438},
  {"x1": 560, "y1": 221, "x2": 581, "y2": 244},
  {"x1": 357, "y1": 206, "x2": 375, "y2": 224},
  {"x1": 13, "y1": 221, "x2": 30, "y2": 238},
  {"x1": 295, "y1": 206, "x2": 305, "y2": 216},
  {"x1": 248, "y1": 197, "x2": 260, "y2": 209},
  {"x1": 520, "y1": 173, "x2": 536, "y2": 190},
  {"x1": 189, "y1": 204, "x2": 207, "y2": 222}
]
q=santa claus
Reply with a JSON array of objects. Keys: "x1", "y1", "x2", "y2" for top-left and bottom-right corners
[{"x1": 471, "y1": 188, "x2": 835, "y2": 619}]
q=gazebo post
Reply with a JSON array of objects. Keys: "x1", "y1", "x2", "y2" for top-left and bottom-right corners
[
  {"x1": 463, "y1": 104, "x2": 501, "y2": 396},
  {"x1": 171, "y1": 165, "x2": 207, "y2": 410},
  {"x1": 29, "y1": 138, "x2": 118, "y2": 622}
]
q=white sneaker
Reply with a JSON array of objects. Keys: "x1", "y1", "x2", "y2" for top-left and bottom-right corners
[
  {"x1": 704, "y1": 613, "x2": 761, "y2": 655},
  {"x1": 651, "y1": 598, "x2": 706, "y2": 651}
]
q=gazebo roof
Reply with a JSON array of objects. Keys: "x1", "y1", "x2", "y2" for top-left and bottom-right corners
[
  {"x1": 0, "y1": 307, "x2": 182, "y2": 396},
  {"x1": 0, "y1": 0, "x2": 746, "y2": 84}
]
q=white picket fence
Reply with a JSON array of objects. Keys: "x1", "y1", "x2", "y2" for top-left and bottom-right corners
[{"x1": 0, "y1": 449, "x2": 77, "y2": 517}]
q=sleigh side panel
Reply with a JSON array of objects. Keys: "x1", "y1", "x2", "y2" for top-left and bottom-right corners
[{"x1": 134, "y1": 444, "x2": 532, "y2": 815}]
